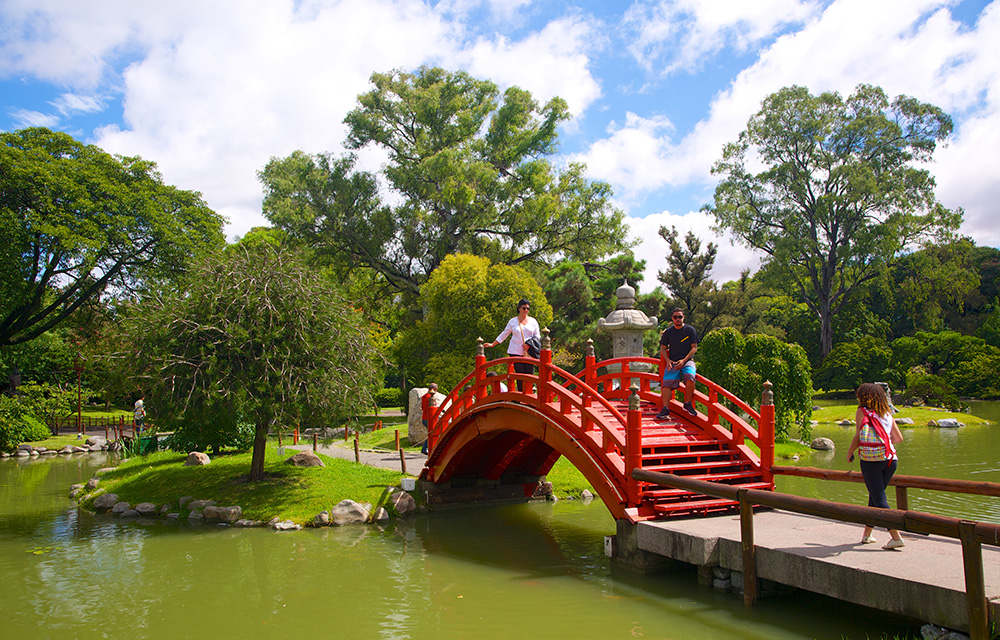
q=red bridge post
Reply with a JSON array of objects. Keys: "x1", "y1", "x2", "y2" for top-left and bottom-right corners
[
  {"x1": 760, "y1": 381, "x2": 775, "y2": 483},
  {"x1": 475, "y1": 338, "x2": 487, "y2": 401},
  {"x1": 626, "y1": 384, "x2": 643, "y2": 506},
  {"x1": 539, "y1": 328, "x2": 552, "y2": 404},
  {"x1": 582, "y1": 340, "x2": 595, "y2": 431}
]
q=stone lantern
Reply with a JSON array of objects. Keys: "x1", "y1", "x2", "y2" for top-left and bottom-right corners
[{"x1": 598, "y1": 281, "x2": 658, "y2": 386}]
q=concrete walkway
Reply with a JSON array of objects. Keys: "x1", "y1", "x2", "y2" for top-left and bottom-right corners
[
  {"x1": 637, "y1": 509, "x2": 1000, "y2": 633},
  {"x1": 286, "y1": 440, "x2": 427, "y2": 475}
]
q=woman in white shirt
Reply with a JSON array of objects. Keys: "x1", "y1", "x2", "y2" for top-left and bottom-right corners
[{"x1": 484, "y1": 299, "x2": 540, "y2": 391}]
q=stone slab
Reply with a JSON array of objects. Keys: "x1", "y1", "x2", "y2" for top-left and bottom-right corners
[{"x1": 637, "y1": 510, "x2": 1000, "y2": 633}]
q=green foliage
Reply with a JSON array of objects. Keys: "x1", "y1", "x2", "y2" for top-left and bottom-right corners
[
  {"x1": 0, "y1": 396, "x2": 51, "y2": 451},
  {"x1": 0, "y1": 127, "x2": 226, "y2": 348},
  {"x1": 260, "y1": 67, "x2": 629, "y2": 300},
  {"x1": 976, "y1": 299, "x2": 1000, "y2": 348},
  {"x1": 902, "y1": 367, "x2": 961, "y2": 410},
  {"x1": 395, "y1": 253, "x2": 552, "y2": 390},
  {"x1": 123, "y1": 243, "x2": 381, "y2": 480},
  {"x1": 373, "y1": 387, "x2": 405, "y2": 408},
  {"x1": 698, "y1": 328, "x2": 813, "y2": 441},
  {"x1": 655, "y1": 225, "x2": 735, "y2": 335},
  {"x1": 540, "y1": 254, "x2": 649, "y2": 369},
  {"x1": 813, "y1": 337, "x2": 895, "y2": 391},
  {"x1": 707, "y1": 84, "x2": 960, "y2": 357},
  {"x1": 165, "y1": 418, "x2": 255, "y2": 454}
]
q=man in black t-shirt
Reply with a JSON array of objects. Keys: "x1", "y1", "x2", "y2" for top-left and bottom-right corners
[{"x1": 657, "y1": 308, "x2": 698, "y2": 419}]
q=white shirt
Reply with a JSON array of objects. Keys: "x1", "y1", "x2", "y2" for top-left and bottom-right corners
[{"x1": 494, "y1": 316, "x2": 541, "y2": 356}]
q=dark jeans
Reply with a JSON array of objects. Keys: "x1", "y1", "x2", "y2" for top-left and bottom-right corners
[
  {"x1": 860, "y1": 458, "x2": 898, "y2": 511},
  {"x1": 512, "y1": 360, "x2": 535, "y2": 392}
]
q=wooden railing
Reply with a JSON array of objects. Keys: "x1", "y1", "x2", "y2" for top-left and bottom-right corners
[
  {"x1": 47, "y1": 414, "x2": 140, "y2": 439},
  {"x1": 632, "y1": 467, "x2": 1000, "y2": 640},
  {"x1": 773, "y1": 465, "x2": 1000, "y2": 511}
]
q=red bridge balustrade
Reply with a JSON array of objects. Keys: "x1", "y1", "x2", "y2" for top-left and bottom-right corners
[{"x1": 420, "y1": 331, "x2": 776, "y2": 522}]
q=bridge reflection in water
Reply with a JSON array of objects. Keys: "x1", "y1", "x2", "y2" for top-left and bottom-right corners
[{"x1": 420, "y1": 331, "x2": 775, "y2": 522}]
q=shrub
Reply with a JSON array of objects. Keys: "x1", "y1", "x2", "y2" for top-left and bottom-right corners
[
  {"x1": 373, "y1": 387, "x2": 404, "y2": 408},
  {"x1": 0, "y1": 396, "x2": 52, "y2": 452}
]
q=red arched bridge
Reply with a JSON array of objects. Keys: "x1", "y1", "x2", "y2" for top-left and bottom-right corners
[{"x1": 419, "y1": 332, "x2": 776, "y2": 523}]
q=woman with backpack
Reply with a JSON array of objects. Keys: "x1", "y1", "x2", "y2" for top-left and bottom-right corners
[{"x1": 846, "y1": 382, "x2": 906, "y2": 550}]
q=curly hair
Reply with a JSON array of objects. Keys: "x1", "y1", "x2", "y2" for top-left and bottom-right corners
[{"x1": 856, "y1": 382, "x2": 891, "y2": 415}]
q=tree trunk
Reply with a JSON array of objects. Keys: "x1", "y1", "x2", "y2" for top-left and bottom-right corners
[
  {"x1": 249, "y1": 422, "x2": 268, "y2": 481},
  {"x1": 819, "y1": 306, "x2": 834, "y2": 358}
]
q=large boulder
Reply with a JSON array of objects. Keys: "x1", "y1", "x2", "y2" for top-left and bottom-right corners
[
  {"x1": 93, "y1": 493, "x2": 120, "y2": 511},
  {"x1": 85, "y1": 477, "x2": 100, "y2": 490},
  {"x1": 188, "y1": 499, "x2": 216, "y2": 510},
  {"x1": 285, "y1": 451, "x2": 325, "y2": 468},
  {"x1": 330, "y1": 499, "x2": 370, "y2": 525},
  {"x1": 388, "y1": 490, "x2": 416, "y2": 516},
  {"x1": 184, "y1": 452, "x2": 211, "y2": 466},
  {"x1": 111, "y1": 501, "x2": 133, "y2": 515},
  {"x1": 135, "y1": 503, "x2": 158, "y2": 516},
  {"x1": 204, "y1": 505, "x2": 242, "y2": 523},
  {"x1": 407, "y1": 388, "x2": 446, "y2": 445},
  {"x1": 810, "y1": 437, "x2": 835, "y2": 451},
  {"x1": 933, "y1": 418, "x2": 964, "y2": 428}
]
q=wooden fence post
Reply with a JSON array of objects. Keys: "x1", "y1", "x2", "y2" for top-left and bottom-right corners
[
  {"x1": 958, "y1": 521, "x2": 989, "y2": 640},
  {"x1": 740, "y1": 489, "x2": 758, "y2": 606}
]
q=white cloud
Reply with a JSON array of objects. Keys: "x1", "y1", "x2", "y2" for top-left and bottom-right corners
[
  {"x1": 88, "y1": 0, "x2": 456, "y2": 238},
  {"x1": 9, "y1": 108, "x2": 59, "y2": 128},
  {"x1": 51, "y1": 93, "x2": 104, "y2": 116},
  {"x1": 590, "y1": 0, "x2": 1000, "y2": 254},
  {"x1": 460, "y1": 15, "x2": 604, "y2": 118},
  {"x1": 627, "y1": 208, "x2": 763, "y2": 293},
  {"x1": 623, "y1": 0, "x2": 821, "y2": 74},
  {"x1": 569, "y1": 113, "x2": 675, "y2": 196}
]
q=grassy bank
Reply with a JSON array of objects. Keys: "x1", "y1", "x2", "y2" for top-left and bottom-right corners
[
  {"x1": 810, "y1": 404, "x2": 989, "y2": 426},
  {"x1": 79, "y1": 447, "x2": 405, "y2": 524}
]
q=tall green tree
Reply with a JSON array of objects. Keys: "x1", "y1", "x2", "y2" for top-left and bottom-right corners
[
  {"x1": 707, "y1": 84, "x2": 961, "y2": 358},
  {"x1": 0, "y1": 128, "x2": 226, "y2": 348},
  {"x1": 395, "y1": 253, "x2": 552, "y2": 391},
  {"x1": 125, "y1": 244, "x2": 379, "y2": 481},
  {"x1": 259, "y1": 67, "x2": 629, "y2": 301},
  {"x1": 655, "y1": 226, "x2": 734, "y2": 334}
]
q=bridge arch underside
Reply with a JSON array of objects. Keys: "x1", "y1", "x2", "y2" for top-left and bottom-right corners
[{"x1": 425, "y1": 404, "x2": 629, "y2": 519}]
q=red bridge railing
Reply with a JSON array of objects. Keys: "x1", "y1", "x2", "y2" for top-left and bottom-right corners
[{"x1": 422, "y1": 332, "x2": 777, "y2": 507}]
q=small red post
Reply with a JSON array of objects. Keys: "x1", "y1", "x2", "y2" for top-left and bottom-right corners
[
  {"x1": 625, "y1": 384, "x2": 643, "y2": 506},
  {"x1": 293, "y1": 425, "x2": 299, "y2": 445},
  {"x1": 475, "y1": 338, "x2": 487, "y2": 402},
  {"x1": 313, "y1": 433, "x2": 318, "y2": 452},
  {"x1": 395, "y1": 429, "x2": 400, "y2": 451},
  {"x1": 539, "y1": 328, "x2": 552, "y2": 404},
  {"x1": 582, "y1": 340, "x2": 595, "y2": 431},
  {"x1": 759, "y1": 381, "x2": 775, "y2": 484}
]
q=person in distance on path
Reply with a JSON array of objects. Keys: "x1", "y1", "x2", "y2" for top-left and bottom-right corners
[{"x1": 656, "y1": 308, "x2": 698, "y2": 420}]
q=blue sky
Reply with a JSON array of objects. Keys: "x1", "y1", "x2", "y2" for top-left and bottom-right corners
[{"x1": 2, "y1": 0, "x2": 998, "y2": 288}]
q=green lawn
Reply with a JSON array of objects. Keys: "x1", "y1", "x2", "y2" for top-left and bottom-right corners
[
  {"x1": 809, "y1": 404, "x2": 987, "y2": 427},
  {"x1": 79, "y1": 447, "x2": 405, "y2": 524}
]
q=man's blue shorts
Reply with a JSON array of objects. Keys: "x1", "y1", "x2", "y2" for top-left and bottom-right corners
[{"x1": 663, "y1": 362, "x2": 696, "y2": 388}]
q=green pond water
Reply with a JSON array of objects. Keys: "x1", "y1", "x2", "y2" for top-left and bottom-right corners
[{"x1": 1, "y1": 402, "x2": 997, "y2": 639}]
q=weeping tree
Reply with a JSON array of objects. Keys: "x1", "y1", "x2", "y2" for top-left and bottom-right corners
[
  {"x1": 698, "y1": 327, "x2": 813, "y2": 441},
  {"x1": 125, "y1": 243, "x2": 379, "y2": 480}
]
